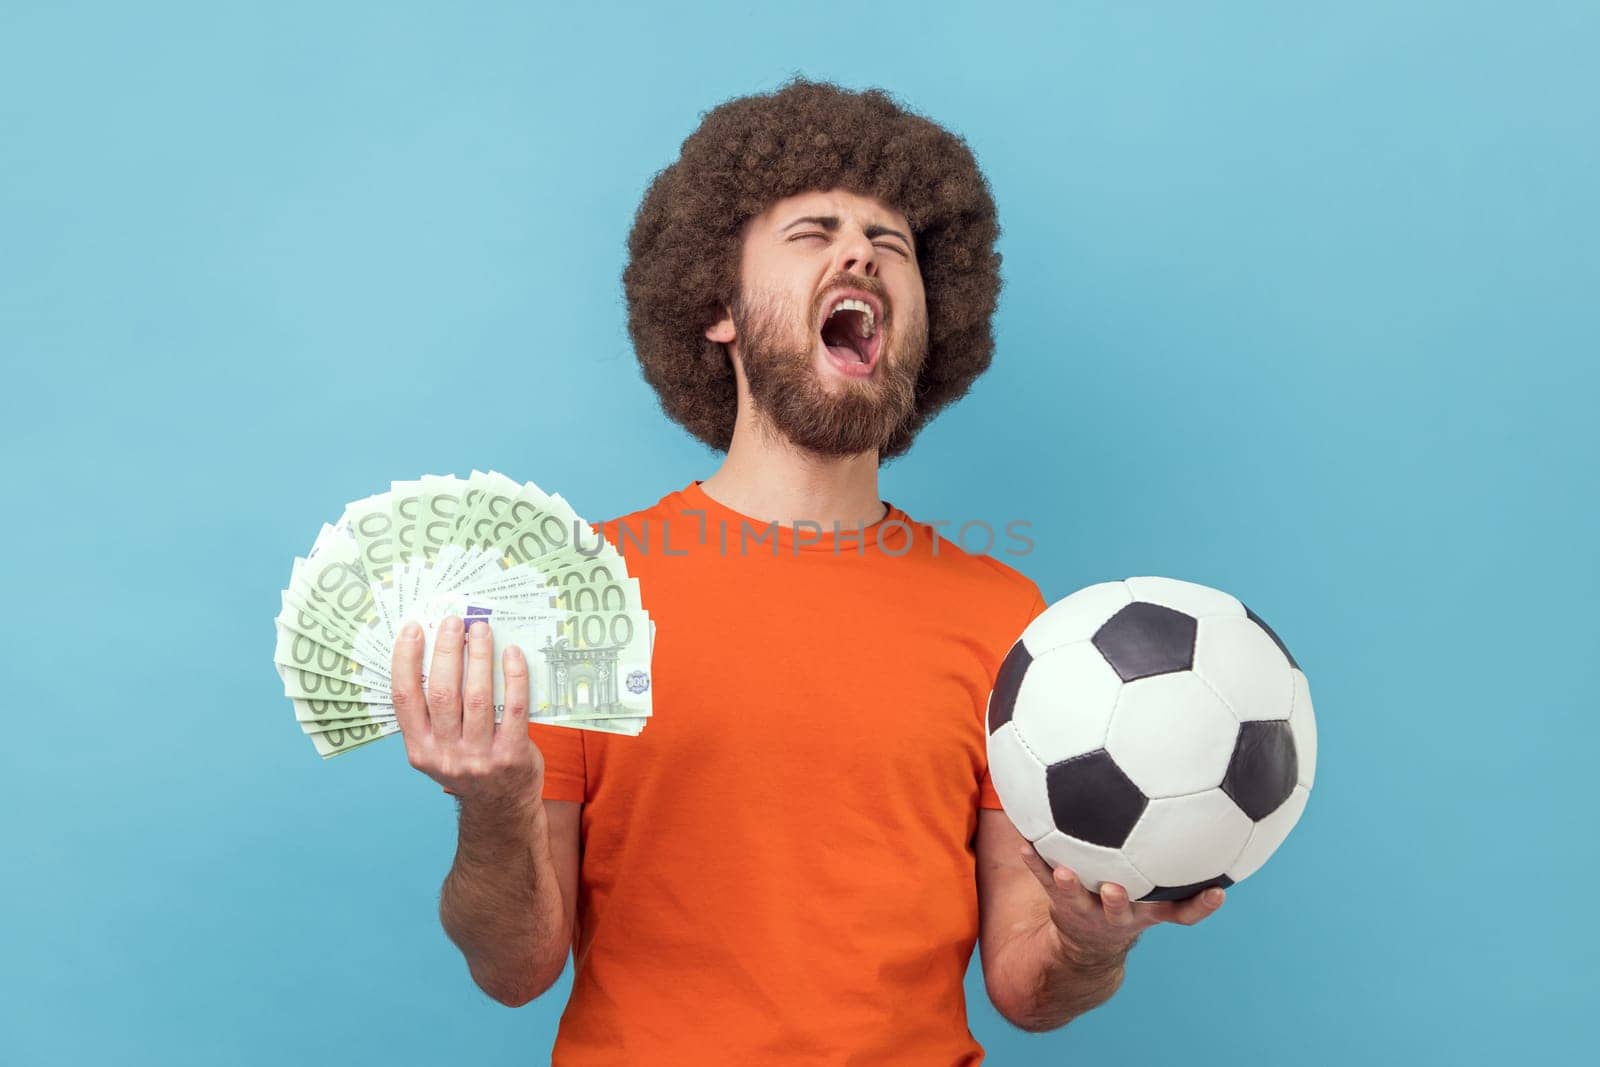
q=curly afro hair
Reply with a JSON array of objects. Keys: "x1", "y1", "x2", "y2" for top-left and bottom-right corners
[{"x1": 623, "y1": 77, "x2": 1002, "y2": 461}]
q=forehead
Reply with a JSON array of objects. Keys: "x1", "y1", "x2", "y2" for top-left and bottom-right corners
[{"x1": 752, "y1": 188, "x2": 911, "y2": 232}]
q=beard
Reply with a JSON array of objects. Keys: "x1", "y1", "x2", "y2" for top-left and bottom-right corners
[{"x1": 733, "y1": 281, "x2": 929, "y2": 458}]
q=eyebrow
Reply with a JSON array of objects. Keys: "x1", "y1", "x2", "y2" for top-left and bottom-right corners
[{"x1": 780, "y1": 215, "x2": 913, "y2": 251}]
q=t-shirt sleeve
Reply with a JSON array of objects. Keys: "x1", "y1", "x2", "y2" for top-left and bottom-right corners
[
  {"x1": 979, "y1": 582, "x2": 1051, "y2": 810},
  {"x1": 528, "y1": 721, "x2": 587, "y2": 802}
]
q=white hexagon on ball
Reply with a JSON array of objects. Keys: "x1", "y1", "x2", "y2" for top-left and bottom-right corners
[
  {"x1": 1016, "y1": 581, "x2": 1131, "y2": 657},
  {"x1": 1289, "y1": 668, "x2": 1317, "y2": 787},
  {"x1": 1011, "y1": 640, "x2": 1123, "y2": 765},
  {"x1": 1121, "y1": 789, "x2": 1255, "y2": 891},
  {"x1": 1033, "y1": 830, "x2": 1155, "y2": 901},
  {"x1": 1124, "y1": 576, "x2": 1245, "y2": 620},
  {"x1": 1105, "y1": 671, "x2": 1239, "y2": 798},
  {"x1": 986, "y1": 720, "x2": 1056, "y2": 842},
  {"x1": 1226, "y1": 783, "x2": 1310, "y2": 882},
  {"x1": 1192, "y1": 615, "x2": 1294, "y2": 722}
]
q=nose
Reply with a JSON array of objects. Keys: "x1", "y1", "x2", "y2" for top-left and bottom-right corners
[{"x1": 834, "y1": 228, "x2": 879, "y2": 278}]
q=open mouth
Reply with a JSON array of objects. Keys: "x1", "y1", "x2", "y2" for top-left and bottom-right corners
[{"x1": 817, "y1": 292, "x2": 883, "y2": 376}]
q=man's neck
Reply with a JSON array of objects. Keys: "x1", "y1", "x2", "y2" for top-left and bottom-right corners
[{"x1": 700, "y1": 419, "x2": 887, "y2": 532}]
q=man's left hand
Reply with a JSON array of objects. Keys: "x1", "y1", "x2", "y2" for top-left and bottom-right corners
[{"x1": 1017, "y1": 846, "x2": 1224, "y2": 962}]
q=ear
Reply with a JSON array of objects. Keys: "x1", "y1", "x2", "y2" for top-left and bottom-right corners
[{"x1": 704, "y1": 306, "x2": 735, "y2": 345}]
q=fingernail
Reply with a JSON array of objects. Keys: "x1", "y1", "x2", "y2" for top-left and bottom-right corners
[
  {"x1": 469, "y1": 620, "x2": 488, "y2": 639},
  {"x1": 1205, "y1": 888, "x2": 1224, "y2": 906},
  {"x1": 444, "y1": 615, "x2": 463, "y2": 635},
  {"x1": 400, "y1": 622, "x2": 421, "y2": 640}
]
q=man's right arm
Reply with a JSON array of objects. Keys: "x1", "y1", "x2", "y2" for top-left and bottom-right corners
[
  {"x1": 440, "y1": 795, "x2": 580, "y2": 1005},
  {"x1": 391, "y1": 616, "x2": 582, "y2": 1007}
]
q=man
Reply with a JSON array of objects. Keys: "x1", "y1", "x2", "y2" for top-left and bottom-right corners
[{"x1": 389, "y1": 79, "x2": 1223, "y2": 1064}]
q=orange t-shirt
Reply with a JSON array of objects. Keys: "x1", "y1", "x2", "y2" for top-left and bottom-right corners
[{"x1": 528, "y1": 481, "x2": 1046, "y2": 1065}]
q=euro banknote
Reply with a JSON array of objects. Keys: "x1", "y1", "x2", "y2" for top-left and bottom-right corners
[{"x1": 274, "y1": 472, "x2": 654, "y2": 758}]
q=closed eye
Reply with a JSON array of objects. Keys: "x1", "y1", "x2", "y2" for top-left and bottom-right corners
[{"x1": 789, "y1": 233, "x2": 910, "y2": 258}]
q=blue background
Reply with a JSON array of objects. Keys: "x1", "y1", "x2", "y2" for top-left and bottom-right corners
[{"x1": 3, "y1": 1, "x2": 1595, "y2": 1063}]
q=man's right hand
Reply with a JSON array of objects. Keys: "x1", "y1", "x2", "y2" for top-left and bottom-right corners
[
  {"x1": 397, "y1": 615, "x2": 576, "y2": 1006},
  {"x1": 391, "y1": 616, "x2": 544, "y2": 806}
]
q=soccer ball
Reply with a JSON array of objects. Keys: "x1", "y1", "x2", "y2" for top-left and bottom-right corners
[{"x1": 986, "y1": 577, "x2": 1316, "y2": 902}]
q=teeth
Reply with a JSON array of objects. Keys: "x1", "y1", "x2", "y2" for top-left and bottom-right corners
[{"x1": 827, "y1": 297, "x2": 877, "y2": 338}]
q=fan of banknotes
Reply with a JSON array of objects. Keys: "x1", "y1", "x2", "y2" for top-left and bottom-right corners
[{"x1": 274, "y1": 471, "x2": 654, "y2": 758}]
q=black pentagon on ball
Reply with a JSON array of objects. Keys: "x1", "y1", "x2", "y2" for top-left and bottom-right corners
[
  {"x1": 987, "y1": 639, "x2": 1032, "y2": 734},
  {"x1": 1045, "y1": 749, "x2": 1148, "y2": 848},
  {"x1": 1140, "y1": 874, "x2": 1234, "y2": 903},
  {"x1": 1091, "y1": 602, "x2": 1197, "y2": 682},
  {"x1": 1244, "y1": 604, "x2": 1298, "y2": 669},
  {"x1": 1222, "y1": 719, "x2": 1299, "y2": 820}
]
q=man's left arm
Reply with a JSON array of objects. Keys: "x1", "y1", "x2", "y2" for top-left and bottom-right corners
[{"x1": 975, "y1": 808, "x2": 1225, "y2": 1032}]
